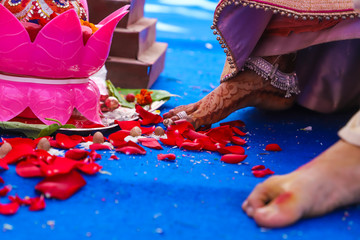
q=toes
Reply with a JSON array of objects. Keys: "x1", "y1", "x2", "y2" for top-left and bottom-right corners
[
  {"x1": 243, "y1": 183, "x2": 270, "y2": 217},
  {"x1": 253, "y1": 192, "x2": 303, "y2": 228}
]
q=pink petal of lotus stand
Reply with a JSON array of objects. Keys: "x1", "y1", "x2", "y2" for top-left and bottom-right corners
[{"x1": 0, "y1": 4, "x2": 129, "y2": 125}]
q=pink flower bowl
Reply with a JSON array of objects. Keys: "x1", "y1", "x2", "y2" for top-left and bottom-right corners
[{"x1": 0, "y1": 4, "x2": 129, "y2": 125}]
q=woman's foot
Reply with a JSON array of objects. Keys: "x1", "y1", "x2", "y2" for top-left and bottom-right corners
[
  {"x1": 242, "y1": 140, "x2": 360, "y2": 228},
  {"x1": 163, "y1": 69, "x2": 295, "y2": 129}
]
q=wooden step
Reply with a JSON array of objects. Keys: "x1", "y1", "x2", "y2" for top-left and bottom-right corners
[
  {"x1": 110, "y1": 18, "x2": 157, "y2": 59},
  {"x1": 87, "y1": 0, "x2": 145, "y2": 28},
  {"x1": 105, "y1": 42, "x2": 168, "y2": 88}
]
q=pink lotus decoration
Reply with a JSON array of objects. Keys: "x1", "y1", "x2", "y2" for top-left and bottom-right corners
[{"x1": 0, "y1": 4, "x2": 129, "y2": 125}]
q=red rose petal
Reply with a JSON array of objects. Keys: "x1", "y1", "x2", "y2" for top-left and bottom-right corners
[
  {"x1": 135, "y1": 104, "x2": 163, "y2": 125},
  {"x1": 138, "y1": 138, "x2": 163, "y2": 150},
  {"x1": 40, "y1": 157, "x2": 78, "y2": 177},
  {"x1": 110, "y1": 155, "x2": 119, "y2": 160},
  {"x1": 252, "y1": 168, "x2": 275, "y2": 178},
  {"x1": 4, "y1": 137, "x2": 35, "y2": 147},
  {"x1": 140, "y1": 126, "x2": 156, "y2": 135},
  {"x1": 29, "y1": 195, "x2": 46, "y2": 211},
  {"x1": 218, "y1": 146, "x2": 245, "y2": 155},
  {"x1": 2, "y1": 143, "x2": 36, "y2": 164},
  {"x1": 55, "y1": 133, "x2": 83, "y2": 149},
  {"x1": 16, "y1": 161, "x2": 44, "y2": 178},
  {"x1": 231, "y1": 127, "x2": 247, "y2": 136},
  {"x1": 180, "y1": 141, "x2": 202, "y2": 151},
  {"x1": 116, "y1": 146, "x2": 146, "y2": 155},
  {"x1": 265, "y1": 143, "x2": 282, "y2": 151},
  {"x1": 157, "y1": 153, "x2": 176, "y2": 161},
  {"x1": 251, "y1": 165, "x2": 266, "y2": 171},
  {"x1": 8, "y1": 194, "x2": 32, "y2": 205},
  {"x1": 115, "y1": 120, "x2": 140, "y2": 130},
  {"x1": 35, "y1": 170, "x2": 86, "y2": 200},
  {"x1": 206, "y1": 126, "x2": 233, "y2": 144},
  {"x1": 0, "y1": 202, "x2": 20, "y2": 215},
  {"x1": 82, "y1": 136, "x2": 93, "y2": 142},
  {"x1": 231, "y1": 136, "x2": 246, "y2": 145},
  {"x1": 89, "y1": 143, "x2": 111, "y2": 151},
  {"x1": 108, "y1": 130, "x2": 130, "y2": 147},
  {"x1": 35, "y1": 149, "x2": 56, "y2": 164},
  {"x1": 194, "y1": 137, "x2": 218, "y2": 151},
  {"x1": 220, "y1": 120, "x2": 246, "y2": 128},
  {"x1": 89, "y1": 150, "x2": 102, "y2": 161},
  {"x1": 220, "y1": 154, "x2": 247, "y2": 164},
  {"x1": 65, "y1": 149, "x2": 89, "y2": 160},
  {"x1": 0, "y1": 177, "x2": 3, "y2": 184},
  {"x1": 168, "y1": 120, "x2": 194, "y2": 134},
  {"x1": 0, "y1": 159, "x2": 8, "y2": 170},
  {"x1": 160, "y1": 131, "x2": 184, "y2": 146},
  {"x1": 182, "y1": 129, "x2": 207, "y2": 140},
  {"x1": 0, "y1": 185, "x2": 12, "y2": 197},
  {"x1": 76, "y1": 162, "x2": 102, "y2": 175}
]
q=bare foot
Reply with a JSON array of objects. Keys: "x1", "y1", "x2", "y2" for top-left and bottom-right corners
[
  {"x1": 163, "y1": 69, "x2": 295, "y2": 129},
  {"x1": 242, "y1": 140, "x2": 360, "y2": 228}
]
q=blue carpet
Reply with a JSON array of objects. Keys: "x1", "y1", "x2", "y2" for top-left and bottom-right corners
[{"x1": 0, "y1": 0, "x2": 359, "y2": 239}]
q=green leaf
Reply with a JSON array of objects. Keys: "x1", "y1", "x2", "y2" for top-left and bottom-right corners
[
  {"x1": 0, "y1": 121, "x2": 48, "y2": 139},
  {"x1": 61, "y1": 124, "x2": 76, "y2": 129},
  {"x1": 106, "y1": 80, "x2": 134, "y2": 108},
  {"x1": 38, "y1": 124, "x2": 60, "y2": 138}
]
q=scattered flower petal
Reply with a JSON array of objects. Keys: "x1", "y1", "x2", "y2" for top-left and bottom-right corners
[
  {"x1": 65, "y1": 149, "x2": 89, "y2": 160},
  {"x1": 16, "y1": 161, "x2": 44, "y2": 178},
  {"x1": 252, "y1": 168, "x2": 275, "y2": 178},
  {"x1": 35, "y1": 170, "x2": 86, "y2": 200},
  {"x1": 2, "y1": 143, "x2": 36, "y2": 164},
  {"x1": 115, "y1": 120, "x2": 140, "y2": 130},
  {"x1": 89, "y1": 143, "x2": 111, "y2": 151},
  {"x1": 265, "y1": 144, "x2": 282, "y2": 151},
  {"x1": 0, "y1": 177, "x2": 3, "y2": 184},
  {"x1": 231, "y1": 136, "x2": 246, "y2": 145},
  {"x1": 138, "y1": 138, "x2": 163, "y2": 150},
  {"x1": 55, "y1": 133, "x2": 83, "y2": 149},
  {"x1": 157, "y1": 153, "x2": 176, "y2": 161},
  {"x1": 110, "y1": 155, "x2": 118, "y2": 160},
  {"x1": 0, "y1": 185, "x2": 12, "y2": 197},
  {"x1": 218, "y1": 146, "x2": 245, "y2": 155},
  {"x1": 180, "y1": 141, "x2": 202, "y2": 151},
  {"x1": 89, "y1": 150, "x2": 102, "y2": 161},
  {"x1": 40, "y1": 157, "x2": 78, "y2": 177},
  {"x1": 0, "y1": 202, "x2": 20, "y2": 215},
  {"x1": 29, "y1": 195, "x2": 46, "y2": 211},
  {"x1": 116, "y1": 146, "x2": 146, "y2": 155},
  {"x1": 8, "y1": 194, "x2": 32, "y2": 206},
  {"x1": 206, "y1": 126, "x2": 233, "y2": 144},
  {"x1": 231, "y1": 127, "x2": 247, "y2": 136},
  {"x1": 251, "y1": 165, "x2": 266, "y2": 171},
  {"x1": 76, "y1": 162, "x2": 103, "y2": 175},
  {"x1": 108, "y1": 130, "x2": 130, "y2": 147},
  {"x1": 220, "y1": 154, "x2": 247, "y2": 164},
  {"x1": 135, "y1": 104, "x2": 163, "y2": 125}
]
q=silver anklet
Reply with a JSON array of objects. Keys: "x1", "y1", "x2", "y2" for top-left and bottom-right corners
[{"x1": 244, "y1": 57, "x2": 300, "y2": 98}]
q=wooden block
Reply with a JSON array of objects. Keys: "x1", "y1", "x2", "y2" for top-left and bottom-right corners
[
  {"x1": 110, "y1": 18, "x2": 157, "y2": 59},
  {"x1": 87, "y1": 0, "x2": 145, "y2": 28},
  {"x1": 105, "y1": 42, "x2": 168, "y2": 88}
]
